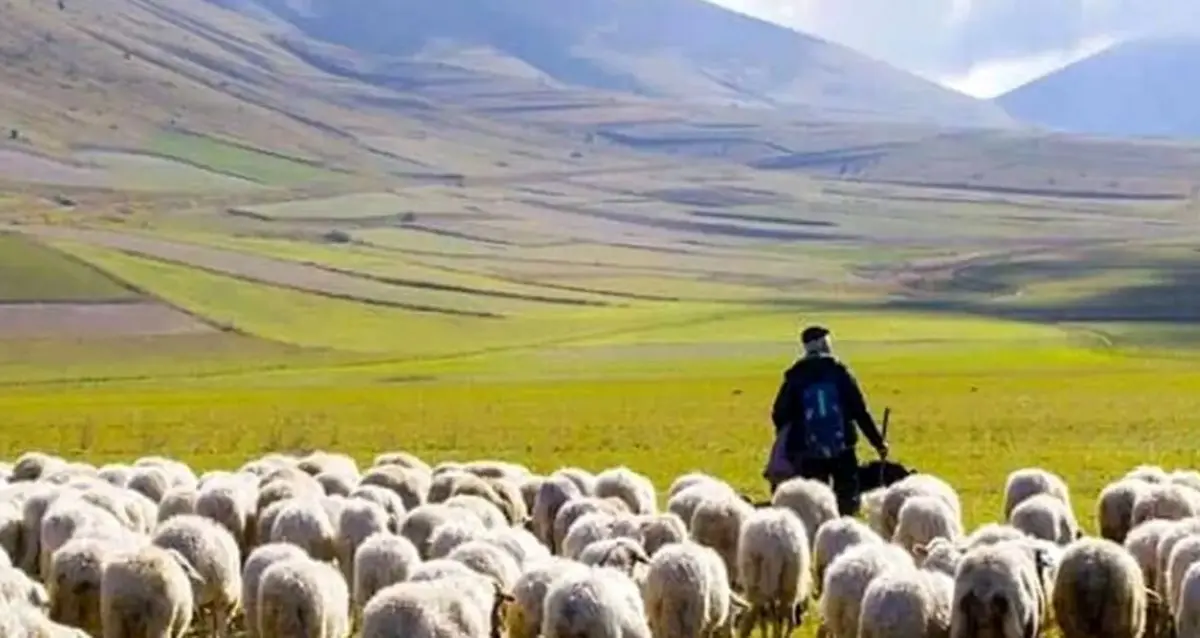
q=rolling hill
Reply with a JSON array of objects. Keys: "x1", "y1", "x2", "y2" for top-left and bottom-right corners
[
  {"x1": 218, "y1": 0, "x2": 1015, "y2": 128},
  {"x1": 997, "y1": 37, "x2": 1200, "y2": 139}
]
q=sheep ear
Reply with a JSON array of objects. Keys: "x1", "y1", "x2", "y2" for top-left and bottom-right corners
[
  {"x1": 1145, "y1": 588, "x2": 1163, "y2": 605},
  {"x1": 912, "y1": 544, "x2": 929, "y2": 560},
  {"x1": 632, "y1": 547, "x2": 650, "y2": 564}
]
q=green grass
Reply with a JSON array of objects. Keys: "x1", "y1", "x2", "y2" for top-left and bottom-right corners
[
  {"x1": 0, "y1": 233, "x2": 142, "y2": 302},
  {"x1": 55, "y1": 241, "x2": 783, "y2": 356},
  {"x1": 76, "y1": 150, "x2": 261, "y2": 192},
  {"x1": 230, "y1": 193, "x2": 417, "y2": 221},
  {"x1": 146, "y1": 132, "x2": 336, "y2": 186},
  {"x1": 8, "y1": 230, "x2": 1200, "y2": 638},
  {"x1": 135, "y1": 228, "x2": 617, "y2": 306},
  {"x1": 1, "y1": 327, "x2": 1198, "y2": 538}
]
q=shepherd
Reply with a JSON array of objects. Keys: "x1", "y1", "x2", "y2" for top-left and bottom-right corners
[{"x1": 763, "y1": 324, "x2": 888, "y2": 516}]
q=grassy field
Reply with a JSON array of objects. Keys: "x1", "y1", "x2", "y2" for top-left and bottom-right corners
[
  {"x1": 0, "y1": 233, "x2": 141, "y2": 302},
  {"x1": 5, "y1": 2, "x2": 1200, "y2": 637},
  {"x1": 145, "y1": 132, "x2": 339, "y2": 186},
  {"x1": 5, "y1": 185, "x2": 1200, "y2": 638}
]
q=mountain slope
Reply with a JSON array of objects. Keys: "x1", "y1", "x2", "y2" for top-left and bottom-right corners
[
  {"x1": 227, "y1": 0, "x2": 1014, "y2": 128},
  {"x1": 997, "y1": 37, "x2": 1200, "y2": 139}
]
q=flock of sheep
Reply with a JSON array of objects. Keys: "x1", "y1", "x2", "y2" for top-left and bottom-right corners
[{"x1": 0, "y1": 449, "x2": 1195, "y2": 638}]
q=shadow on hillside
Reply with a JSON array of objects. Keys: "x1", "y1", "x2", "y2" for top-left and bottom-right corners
[{"x1": 889, "y1": 255, "x2": 1200, "y2": 324}]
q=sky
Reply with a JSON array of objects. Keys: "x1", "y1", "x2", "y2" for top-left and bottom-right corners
[{"x1": 707, "y1": 0, "x2": 1200, "y2": 98}]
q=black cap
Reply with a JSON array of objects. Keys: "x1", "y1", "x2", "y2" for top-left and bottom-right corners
[{"x1": 800, "y1": 325, "x2": 830, "y2": 344}]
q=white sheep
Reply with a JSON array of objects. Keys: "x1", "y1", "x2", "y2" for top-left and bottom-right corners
[
  {"x1": 594, "y1": 467, "x2": 657, "y2": 515},
  {"x1": 812, "y1": 516, "x2": 883, "y2": 591},
  {"x1": 256, "y1": 555, "x2": 350, "y2": 638},
  {"x1": 151, "y1": 514, "x2": 242, "y2": 638},
  {"x1": 427, "y1": 515, "x2": 488, "y2": 560},
  {"x1": 1167, "y1": 535, "x2": 1200, "y2": 615},
  {"x1": 1125, "y1": 465, "x2": 1169, "y2": 483},
  {"x1": 480, "y1": 526, "x2": 551, "y2": 569},
  {"x1": 47, "y1": 536, "x2": 122, "y2": 635},
  {"x1": 1052, "y1": 536, "x2": 1150, "y2": 638},
  {"x1": 562, "y1": 512, "x2": 626, "y2": 560},
  {"x1": 690, "y1": 495, "x2": 754, "y2": 588},
  {"x1": 194, "y1": 476, "x2": 257, "y2": 557},
  {"x1": 241, "y1": 543, "x2": 309, "y2": 638},
  {"x1": 1002, "y1": 467, "x2": 1072, "y2": 520},
  {"x1": 1097, "y1": 479, "x2": 1150, "y2": 544},
  {"x1": 100, "y1": 544, "x2": 204, "y2": 638},
  {"x1": 371, "y1": 451, "x2": 431, "y2": 475},
  {"x1": 771, "y1": 477, "x2": 839, "y2": 548},
  {"x1": 817, "y1": 540, "x2": 914, "y2": 638},
  {"x1": 297, "y1": 452, "x2": 359, "y2": 480},
  {"x1": 448, "y1": 539, "x2": 523, "y2": 589},
  {"x1": 361, "y1": 572, "x2": 510, "y2": 638},
  {"x1": 542, "y1": 566, "x2": 651, "y2": 638},
  {"x1": 637, "y1": 513, "x2": 689, "y2": 557},
  {"x1": 578, "y1": 537, "x2": 650, "y2": 582},
  {"x1": 399, "y1": 503, "x2": 480, "y2": 559},
  {"x1": 667, "y1": 482, "x2": 738, "y2": 531},
  {"x1": 532, "y1": 475, "x2": 582, "y2": 552},
  {"x1": 1155, "y1": 519, "x2": 1200, "y2": 597},
  {"x1": 1172, "y1": 471, "x2": 1200, "y2": 494},
  {"x1": 444, "y1": 494, "x2": 509, "y2": 530},
  {"x1": 913, "y1": 537, "x2": 965, "y2": 577},
  {"x1": 879, "y1": 475, "x2": 962, "y2": 540},
  {"x1": 508, "y1": 558, "x2": 589, "y2": 638},
  {"x1": 38, "y1": 496, "x2": 125, "y2": 581},
  {"x1": 645, "y1": 540, "x2": 745, "y2": 638},
  {"x1": 1009, "y1": 492, "x2": 1080, "y2": 545},
  {"x1": 352, "y1": 532, "x2": 421, "y2": 621},
  {"x1": 553, "y1": 498, "x2": 625, "y2": 554},
  {"x1": 893, "y1": 494, "x2": 963, "y2": 556},
  {"x1": 358, "y1": 465, "x2": 428, "y2": 511},
  {"x1": 269, "y1": 498, "x2": 337, "y2": 562},
  {"x1": 735, "y1": 506, "x2": 812, "y2": 638},
  {"x1": 1123, "y1": 515, "x2": 1176, "y2": 633},
  {"x1": 666, "y1": 472, "x2": 726, "y2": 500},
  {"x1": 335, "y1": 498, "x2": 391, "y2": 584},
  {"x1": 1175, "y1": 561, "x2": 1200, "y2": 638},
  {"x1": 347, "y1": 485, "x2": 407, "y2": 532},
  {"x1": 1131, "y1": 484, "x2": 1199, "y2": 528},
  {"x1": 553, "y1": 467, "x2": 597, "y2": 496},
  {"x1": 948, "y1": 540, "x2": 1049, "y2": 638},
  {"x1": 961, "y1": 523, "x2": 1027, "y2": 550},
  {"x1": 858, "y1": 566, "x2": 953, "y2": 638},
  {"x1": 158, "y1": 487, "x2": 198, "y2": 524},
  {"x1": 408, "y1": 558, "x2": 480, "y2": 583}
]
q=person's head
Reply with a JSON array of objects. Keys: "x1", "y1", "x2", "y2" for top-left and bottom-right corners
[{"x1": 801, "y1": 325, "x2": 832, "y2": 356}]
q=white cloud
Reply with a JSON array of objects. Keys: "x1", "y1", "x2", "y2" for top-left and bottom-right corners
[
  {"x1": 935, "y1": 35, "x2": 1117, "y2": 97},
  {"x1": 706, "y1": 0, "x2": 1200, "y2": 95}
]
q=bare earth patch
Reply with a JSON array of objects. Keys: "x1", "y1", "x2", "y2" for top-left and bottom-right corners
[
  {"x1": 0, "y1": 302, "x2": 214, "y2": 339},
  {"x1": 0, "y1": 149, "x2": 107, "y2": 187}
]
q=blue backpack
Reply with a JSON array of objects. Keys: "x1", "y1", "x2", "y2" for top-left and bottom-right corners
[{"x1": 800, "y1": 375, "x2": 847, "y2": 459}]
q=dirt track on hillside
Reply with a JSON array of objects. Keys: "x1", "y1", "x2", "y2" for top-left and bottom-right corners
[{"x1": 0, "y1": 301, "x2": 213, "y2": 339}]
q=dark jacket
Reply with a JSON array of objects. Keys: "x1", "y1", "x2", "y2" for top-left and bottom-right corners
[{"x1": 770, "y1": 353, "x2": 885, "y2": 457}]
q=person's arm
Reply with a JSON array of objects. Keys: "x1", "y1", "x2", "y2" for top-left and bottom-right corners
[
  {"x1": 770, "y1": 375, "x2": 795, "y2": 432},
  {"x1": 839, "y1": 364, "x2": 885, "y2": 450}
]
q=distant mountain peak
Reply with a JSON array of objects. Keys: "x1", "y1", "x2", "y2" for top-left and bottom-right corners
[{"x1": 996, "y1": 36, "x2": 1200, "y2": 139}]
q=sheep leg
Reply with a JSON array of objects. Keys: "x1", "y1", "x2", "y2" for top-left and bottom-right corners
[
  {"x1": 215, "y1": 605, "x2": 230, "y2": 638},
  {"x1": 769, "y1": 600, "x2": 785, "y2": 638},
  {"x1": 736, "y1": 605, "x2": 760, "y2": 638}
]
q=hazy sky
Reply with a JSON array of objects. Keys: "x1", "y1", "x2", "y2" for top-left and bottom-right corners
[{"x1": 708, "y1": 0, "x2": 1200, "y2": 97}]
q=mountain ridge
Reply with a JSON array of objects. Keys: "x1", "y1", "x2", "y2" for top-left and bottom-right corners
[{"x1": 996, "y1": 36, "x2": 1200, "y2": 139}]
